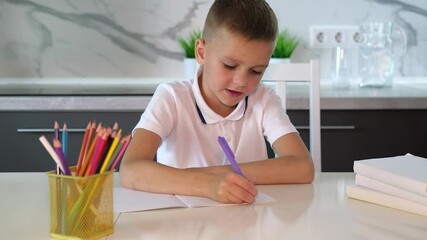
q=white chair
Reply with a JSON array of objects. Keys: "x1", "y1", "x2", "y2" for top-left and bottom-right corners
[{"x1": 262, "y1": 59, "x2": 321, "y2": 172}]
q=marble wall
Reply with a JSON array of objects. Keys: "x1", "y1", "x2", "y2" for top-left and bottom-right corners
[{"x1": 0, "y1": 0, "x2": 426, "y2": 80}]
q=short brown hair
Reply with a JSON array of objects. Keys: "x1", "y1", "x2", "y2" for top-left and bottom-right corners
[{"x1": 203, "y1": 0, "x2": 278, "y2": 42}]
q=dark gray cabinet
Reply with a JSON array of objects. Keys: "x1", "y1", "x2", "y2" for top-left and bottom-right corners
[
  {"x1": 1, "y1": 110, "x2": 426, "y2": 172},
  {"x1": 0, "y1": 111, "x2": 141, "y2": 172},
  {"x1": 287, "y1": 109, "x2": 427, "y2": 172}
]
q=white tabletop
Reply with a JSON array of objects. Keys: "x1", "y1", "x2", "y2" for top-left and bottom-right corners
[{"x1": 1, "y1": 173, "x2": 427, "y2": 240}]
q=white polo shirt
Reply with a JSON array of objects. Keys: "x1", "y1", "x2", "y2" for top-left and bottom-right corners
[{"x1": 134, "y1": 72, "x2": 297, "y2": 168}]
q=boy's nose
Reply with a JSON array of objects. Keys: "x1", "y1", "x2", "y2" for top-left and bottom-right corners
[{"x1": 232, "y1": 73, "x2": 248, "y2": 87}]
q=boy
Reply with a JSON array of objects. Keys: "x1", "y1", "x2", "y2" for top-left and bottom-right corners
[{"x1": 120, "y1": 0, "x2": 314, "y2": 204}]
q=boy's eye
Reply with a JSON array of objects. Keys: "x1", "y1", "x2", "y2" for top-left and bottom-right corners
[
  {"x1": 251, "y1": 69, "x2": 262, "y2": 75},
  {"x1": 223, "y1": 63, "x2": 236, "y2": 70}
]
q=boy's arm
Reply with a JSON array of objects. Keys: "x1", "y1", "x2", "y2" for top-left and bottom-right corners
[
  {"x1": 119, "y1": 128, "x2": 257, "y2": 204},
  {"x1": 205, "y1": 132, "x2": 314, "y2": 184},
  {"x1": 240, "y1": 132, "x2": 314, "y2": 184}
]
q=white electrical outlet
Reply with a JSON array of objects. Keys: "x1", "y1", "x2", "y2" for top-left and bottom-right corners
[{"x1": 309, "y1": 25, "x2": 359, "y2": 49}]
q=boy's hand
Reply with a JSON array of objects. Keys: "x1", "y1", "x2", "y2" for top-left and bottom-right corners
[{"x1": 209, "y1": 172, "x2": 258, "y2": 204}]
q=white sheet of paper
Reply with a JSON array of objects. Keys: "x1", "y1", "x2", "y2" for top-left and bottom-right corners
[
  {"x1": 176, "y1": 192, "x2": 276, "y2": 208},
  {"x1": 114, "y1": 187, "x2": 186, "y2": 213},
  {"x1": 114, "y1": 187, "x2": 276, "y2": 213}
]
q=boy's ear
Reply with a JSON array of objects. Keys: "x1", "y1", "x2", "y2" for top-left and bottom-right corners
[{"x1": 195, "y1": 39, "x2": 206, "y2": 65}]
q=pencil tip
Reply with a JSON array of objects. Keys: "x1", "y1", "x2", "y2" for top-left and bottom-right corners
[{"x1": 53, "y1": 138, "x2": 62, "y2": 147}]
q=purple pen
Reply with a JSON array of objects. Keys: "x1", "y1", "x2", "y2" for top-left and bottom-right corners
[{"x1": 217, "y1": 136, "x2": 244, "y2": 177}]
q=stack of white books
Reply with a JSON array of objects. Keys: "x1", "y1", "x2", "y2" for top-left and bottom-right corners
[{"x1": 346, "y1": 153, "x2": 427, "y2": 216}]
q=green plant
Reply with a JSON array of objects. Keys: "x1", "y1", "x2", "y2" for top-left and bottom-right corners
[
  {"x1": 178, "y1": 29, "x2": 202, "y2": 58},
  {"x1": 271, "y1": 29, "x2": 300, "y2": 58}
]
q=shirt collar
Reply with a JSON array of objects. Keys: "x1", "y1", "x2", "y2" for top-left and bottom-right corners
[{"x1": 192, "y1": 65, "x2": 249, "y2": 125}]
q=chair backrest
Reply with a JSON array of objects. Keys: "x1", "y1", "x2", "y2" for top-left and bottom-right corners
[{"x1": 262, "y1": 59, "x2": 321, "y2": 172}]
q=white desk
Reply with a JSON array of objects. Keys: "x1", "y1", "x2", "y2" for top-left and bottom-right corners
[{"x1": 1, "y1": 173, "x2": 427, "y2": 240}]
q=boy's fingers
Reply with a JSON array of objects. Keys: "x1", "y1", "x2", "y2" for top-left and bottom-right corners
[
  {"x1": 247, "y1": 176, "x2": 257, "y2": 184},
  {"x1": 231, "y1": 175, "x2": 257, "y2": 202},
  {"x1": 228, "y1": 187, "x2": 255, "y2": 204},
  {"x1": 239, "y1": 176, "x2": 258, "y2": 197}
]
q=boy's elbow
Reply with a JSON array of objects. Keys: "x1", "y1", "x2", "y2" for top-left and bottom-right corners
[
  {"x1": 118, "y1": 169, "x2": 130, "y2": 188},
  {"x1": 118, "y1": 162, "x2": 135, "y2": 189},
  {"x1": 301, "y1": 169, "x2": 315, "y2": 183},
  {"x1": 299, "y1": 157, "x2": 315, "y2": 183}
]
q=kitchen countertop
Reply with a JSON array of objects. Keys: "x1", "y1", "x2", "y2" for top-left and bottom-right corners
[{"x1": 0, "y1": 78, "x2": 426, "y2": 111}]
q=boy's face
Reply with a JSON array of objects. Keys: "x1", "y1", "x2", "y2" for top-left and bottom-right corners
[{"x1": 195, "y1": 28, "x2": 275, "y2": 116}]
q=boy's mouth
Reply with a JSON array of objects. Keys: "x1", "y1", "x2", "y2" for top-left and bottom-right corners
[{"x1": 225, "y1": 89, "x2": 243, "y2": 98}]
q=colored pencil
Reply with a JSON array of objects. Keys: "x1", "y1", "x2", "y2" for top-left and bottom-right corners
[
  {"x1": 76, "y1": 122, "x2": 92, "y2": 174},
  {"x1": 78, "y1": 130, "x2": 98, "y2": 176},
  {"x1": 83, "y1": 122, "x2": 97, "y2": 170},
  {"x1": 54, "y1": 121, "x2": 60, "y2": 140},
  {"x1": 53, "y1": 139, "x2": 71, "y2": 175},
  {"x1": 54, "y1": 121, "x2": 60, "y2": 174},
  {"x1": 39, "y1": 136, "x2": 66, "y2": 174},
  {"x1": 111, "y1": 135, "x2": 131, "y2": 170},
  {"x1": 112, "y1": 122, "x2": 119, "y2": 134},
  {"x1": 99, "y1": 129, "x2": 122, "y2": 173},
  {"x1": 61, "y1": 123, "x2": 68, "y2": 159},
  {"x1": 105, "y1": 139, "x2": 124, "y2": 171},
  {"x1": 97, "y1": 127, "x2": 113, "y2": 173},
  {"x1": 87, "y1": 129, "x2": 109, "y2": 176}
]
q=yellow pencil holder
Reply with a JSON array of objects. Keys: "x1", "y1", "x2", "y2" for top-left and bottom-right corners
[{"x1": 47, "y1": 168, "x2": 114, "y2": 240}]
